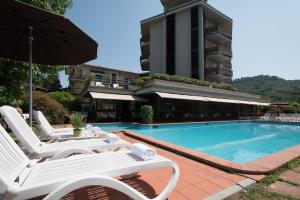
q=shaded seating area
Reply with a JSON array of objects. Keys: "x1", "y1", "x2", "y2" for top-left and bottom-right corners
[
  {"x1": 259, "y1": 113, "x2": 300, "y2": 122},
  {"x1": 0, "y1": 124, "x2": 179, "y2": 200}
]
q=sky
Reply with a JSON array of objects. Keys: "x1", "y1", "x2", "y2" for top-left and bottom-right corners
[{"x1": 60, "y1": 0, "x2": 300, "y2": 87}]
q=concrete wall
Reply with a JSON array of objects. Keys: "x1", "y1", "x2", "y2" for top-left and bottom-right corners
[
  {"x1": 149, "y1": 20, "x2": 166, "y2": 75},
  {"x1": 198, "y1": 5, "x2": 205, "y2": 80},
  {"x1": 175, "y1": 9, "x2": 191, "y2": 77}
]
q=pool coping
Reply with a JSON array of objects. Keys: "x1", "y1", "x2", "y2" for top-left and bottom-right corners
[{"x1": 120, "y1": 129, "x2": 300, "y2": 175}]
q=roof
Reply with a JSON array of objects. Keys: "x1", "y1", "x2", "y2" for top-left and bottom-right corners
[
  {"x1": 141, "y1": 0, "x2": 232, "y2": 25},
  {"x1": 72, "y1": 64, "x2": 141, "y2": 75}
]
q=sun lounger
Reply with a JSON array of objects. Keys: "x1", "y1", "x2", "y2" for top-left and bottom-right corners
[
  {"x1": 33, "y1": 110, "x2": 107, "y2": 139},
  {"x1": 0, "y1": 125, "x2": 179, "y2": 200},
  {"x1": 0, "y1": 106, "x2": 130, "y2": 159},
  {"x1": 260, "y1": 113, "x2": 271, "y2": 121}
]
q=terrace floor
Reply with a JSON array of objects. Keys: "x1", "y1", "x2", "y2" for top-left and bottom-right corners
[{"x1": 50, "y1": 133, "x2": 265, "y2": 200}]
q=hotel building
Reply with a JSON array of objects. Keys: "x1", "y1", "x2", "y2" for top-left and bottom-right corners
[
  {"x1": 140, "y1": 0, "x2": 233, "y2": 83},
  {"x1": 67, "y1": 1, "x2": 269, "y2": 123}
]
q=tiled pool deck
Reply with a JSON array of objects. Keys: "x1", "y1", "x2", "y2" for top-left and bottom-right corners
[
  {"x1": 123, "y1": 130, "x2": 300, "y2": 175},
  {"x1": 52, "y1": 133, "x2": 264, "y2": 200}
]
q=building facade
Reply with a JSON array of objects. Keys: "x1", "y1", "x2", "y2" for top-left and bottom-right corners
[
  {"x1": 66, "y1": 65, "x2": 145, "y2": 122},
  {"x1": 67, "y1": 64, "x2": 269, "y2": 122},
  {"x1": 140, "y1": 0, "x2": 233, "y2": 83},
  {"x1": 66, "y1": 64, "x2": 140, "y2": 95}
]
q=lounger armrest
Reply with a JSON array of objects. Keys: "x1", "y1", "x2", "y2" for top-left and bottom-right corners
[
  {"x1": 54, "y1": 127, "x2": 73, "y2": 132},
  {"x1": 44, "y1": 161, "x2": 180, "y2": 200},
  {"x1": 46, "y1": 137, "x2": 58, "y2": 144},
  {"x1": 43, "y1": 175, "x2": 155, "y2": 200},
  {"x1": 49, "y1": 148, "x2": 95, "y2": 161}
]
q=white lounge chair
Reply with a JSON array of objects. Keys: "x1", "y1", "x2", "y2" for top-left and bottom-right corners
[
  {"x1": 0, "y1": 125, "x2": 179, "y2": 200},
  {"x1": 33, "y1": 110, "x2": 106, "y2": 138},
  {"x1": 260, "y1": 113, "x2": 271, "y2": 121},
  {"x1": 0, "y1": 106, "x2": 130, "y2": 159}
]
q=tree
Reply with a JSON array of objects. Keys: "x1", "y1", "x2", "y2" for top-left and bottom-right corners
[
  {"x1": 0, "y1": 0, "x2": 73, "y2": 107},
  {"x1": 19, "y1": 0, "x2": 73, "y2": 15}
]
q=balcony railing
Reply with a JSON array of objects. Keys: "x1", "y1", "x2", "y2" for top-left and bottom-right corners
[
  {"x1": 205, "y1": 66, "x2": 233, "y2": 76},
  {"x1": 206, "y1": 46, "x2": 232, "y2": 58},
  {"x1": 223, "y1": 62, "x2": 232, "y2": 69},
  {"x1": 206, "y1": 26, "x2": 232, "y2": 40},
  {"x1": 140, "y1": 36, "x2": 150, "y2": 44},
  {"x1": 89, "y1": 75, "x2": 133, "y2": 90},
  {"x1": 140, "y1": 56, "x2": 150, "y2": 71}
]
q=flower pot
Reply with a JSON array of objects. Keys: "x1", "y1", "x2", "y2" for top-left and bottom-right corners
[{"x1": 73, "y1": 129, "x2": 82, "y2": 137}]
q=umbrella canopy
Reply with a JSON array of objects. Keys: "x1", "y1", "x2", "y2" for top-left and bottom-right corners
[
  {"x1": 0, "y1": 0, "x2": 98, "y2": 126},
  {"x1": 0, "y1": 0, "x2": 98, "y2": 65}
]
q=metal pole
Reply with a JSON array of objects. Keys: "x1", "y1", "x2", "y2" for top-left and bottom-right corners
[{"x1": 28, "y1": 26, "x2": 33, "y2": 127}]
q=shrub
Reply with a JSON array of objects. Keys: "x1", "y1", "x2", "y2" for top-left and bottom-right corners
[
  {"x1": 48, "y1": 91, "x2": 82, "y2": 111},
  {"x1": 22, "y1": 91, "x2": 68, "y2": 124},
  {"x1": 291, "y1": 102, "x2": 300, "y2": 113},
  {"x1": 131, "y1": 76, "x2": 151, "y2": 86},
  {"x1": 85, "y1": 72, "x2": 95, "y2": 87},
  {"x1": 0, "y1": 86, "x2": 23, "y2": 107},
  {"x1": 140, "y1": 105, "x2": 154, "y2": 124},
  {"x1": 131, "y1": 74, "x2": 236, "y2": 91}
]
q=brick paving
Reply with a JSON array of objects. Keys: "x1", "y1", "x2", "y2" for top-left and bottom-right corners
[
  {"x1": 269, "y1": 169, "x2": 300, "y2": 199},
  {"x1": 280, "y1": 171, "x2": 300, "y2": 186},
  {"x1": 46, "y1": 133, "x2": 251, "y2": 200},
  {"x1": 270, "y1": 181, "x2": 300, "y2": 199}
]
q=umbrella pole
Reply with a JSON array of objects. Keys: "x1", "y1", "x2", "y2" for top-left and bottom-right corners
[{"x1": 28, "y1": 26, "x2": 33, "y2": 127}]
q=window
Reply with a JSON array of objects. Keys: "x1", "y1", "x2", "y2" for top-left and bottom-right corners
[
  {"x1": 191, "y1": 6, "x2": 199, "y2": 79},
  {"x1": 91, "y1": 70, "x2": 106, "y2": 82},
  {"x1": 166, "y1": 14, "x2": 176, "y2": 75},
  {"x1": 111, "y1": 72, "x2": 117, "y2": 84}
]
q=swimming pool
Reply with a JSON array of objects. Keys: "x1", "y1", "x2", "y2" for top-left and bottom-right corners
[{"x1": 95, "y1": 121, "x2": 300, "y2": 163}]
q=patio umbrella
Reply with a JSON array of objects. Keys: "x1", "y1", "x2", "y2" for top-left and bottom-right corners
[{"x1": 0, "y1": 0, "x2": 98, "y2": 127}]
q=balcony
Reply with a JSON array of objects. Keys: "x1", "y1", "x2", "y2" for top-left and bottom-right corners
[
  {"x1": 206, "y1": 26, "x2": 232, "y2": 44},
  {"x1": 223, "y1": 62, "x2": 232, "y2": 69},
  {"x1": 205, "y1": 46, "x2": 232, "y2": 62},
  {"x1": 90, "y1": 75, "x2": 135, "y2": 90},
  {"x1": 140, "y1": 36, "x2": 150, "y2": 46},
  {"x1": 206, "y1": 74, "x2": 232, "y2": 83},
  {"x1": 140, "y1": 56, "x2": 150, "y2": 71},
  {"x1": 205, "y1": 66, "x2": 233, "y2": 77}
]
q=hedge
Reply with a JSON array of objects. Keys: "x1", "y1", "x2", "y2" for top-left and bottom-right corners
[{"x1": 132, "y1": 74, "x2": 236, "y2": 91}]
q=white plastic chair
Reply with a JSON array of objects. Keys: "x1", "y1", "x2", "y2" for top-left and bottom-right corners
[
  {"x1": 0, "y1": 106, "x2": 130, "y2": 159},
  {"x1": 0, "y1": 125, "x2": 179, "y2": 200},
  {"x1": 260, "y1": 113, "x2": 271, "y2": 121},
  {"x1": 33, "y1": 110, "x2": 107, "y2": 138}
]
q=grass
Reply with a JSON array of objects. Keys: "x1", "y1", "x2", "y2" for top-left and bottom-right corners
[
  {"x1": 227, "y1": 158, "x2": 300, "y2": 200},
  {"x1": 226, "y1": 184, "x2": 297, "y2": 200},
  {"x1": 264, "y1": 158, "x2": 300, "y2": 185}
]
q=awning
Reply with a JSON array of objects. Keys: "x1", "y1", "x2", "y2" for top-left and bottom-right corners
[
  {"x1": 155, "y1": 92, "x2": 270, "y2": 106},
  {"x1": 239, "y1": 101, "x2": 271, "y2": 106},
  {"x1": 205, "y1": 97, "x2": 241, "y2": 104},
  {"x1": 155, "y1": 92, "x2": 208, "y2": 102},
  {"x1": 90, "y1": 92, "x2": 147, "y2": 102}
]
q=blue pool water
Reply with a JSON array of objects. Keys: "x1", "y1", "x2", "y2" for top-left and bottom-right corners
[{"x1": 95, "y1": 122, "x2": 300, "y2": 163}]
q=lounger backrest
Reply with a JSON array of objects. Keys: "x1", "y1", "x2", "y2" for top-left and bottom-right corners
[
  {"x1": 279, "y1": 113, "x2": 287, "y2": 118},
  {"x1": 0, "y1": 106, "x2": 42, "y2": 154},
  {"x1": 33, "y1": 110, "x2": 53, "y2": 136},
  {"x1": 0, "y1": 125, "x2": 30, "y2": 194}
]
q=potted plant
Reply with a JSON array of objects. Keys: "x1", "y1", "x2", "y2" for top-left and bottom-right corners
[
  {"x1": 140, "y1": 105, "x2": 154, "y2": 124},
  {"x1": 70, "y1": 113, "x2": 84, "y2": 137}
]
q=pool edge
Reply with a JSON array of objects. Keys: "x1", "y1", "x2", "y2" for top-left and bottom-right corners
[{"x1": 120, "y1": 130, "x2": 300, "y2": 175}]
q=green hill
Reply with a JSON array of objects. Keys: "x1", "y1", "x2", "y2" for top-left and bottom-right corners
[{"x1": 233, "y1": 75, "x2": 300, "y2": 102}]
